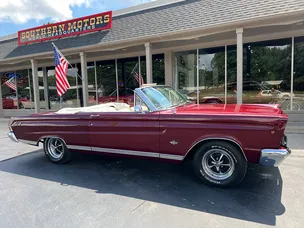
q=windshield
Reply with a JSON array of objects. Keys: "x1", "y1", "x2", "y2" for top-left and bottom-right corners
[{"x1": 141, "y1": 86, "x2": 190, "y2": 110}]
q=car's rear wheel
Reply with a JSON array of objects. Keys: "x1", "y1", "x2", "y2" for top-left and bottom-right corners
[
  {"x1": 43, "y1": 137, "x2": 72, "y2": 164},
  {"x1": 192, "y1": 140, "x2": 247, "y2": 188}
]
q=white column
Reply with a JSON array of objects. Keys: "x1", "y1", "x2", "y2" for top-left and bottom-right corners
[
  {"x1": 145, "y1": 42, "x2": 152, "y2": 84},
  {"x1": 14, "y1": 71, "x2": 19, "y2": 110},
  {"x1": 236, "y1": 28, "x2": 244, "y2": 104},
  {"x1": 290, "y1": 37, "x2": 294, "y2": 110},
  {"x1": 31, "y1": 59, "x2": 40, "y2": 113},
  {"x1": 42, "y1": 67, "x2": 49, "y2": 110},
  {"x1": 115, "y1": 58, "x2": 119, "y2": 102},
  {"x1": 0, "y1": 79, "x2": 3, "y2": 117},
  {"x1": 80, "y1": 52, "x2": 89, "y2": 107},
  {"x1": 164, "y1": 51, "x2": 174, "y2": 86},
  {"x1": 138, "y1": 56, "x2": 141, "y2": 78},
  {"x1": 94, "y1": 61, "x2": 98, "y2": 105}
]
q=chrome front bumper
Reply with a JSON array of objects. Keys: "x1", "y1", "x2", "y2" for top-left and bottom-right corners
[
  {"x1": 7, "y1": 131, "x2": 19, "y2": 143},
  {"x1": 259, "y1": 147, "x2": 291, "y2": 167}
]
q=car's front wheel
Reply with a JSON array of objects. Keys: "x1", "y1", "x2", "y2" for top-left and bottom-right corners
[
  {"x1": 192, "y1": 140, "x2": 247, "y2": 188},
  {"x1": 44, "y1": 137, "x2": 72, "y2": 164}
]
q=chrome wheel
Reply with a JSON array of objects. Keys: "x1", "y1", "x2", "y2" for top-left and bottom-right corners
[
  {"x1": 202, "y1": 148, "x2": 235, "y2": 181},
  {"x1": 47, "y1": 138, "x2": 64, "y2": 159}
]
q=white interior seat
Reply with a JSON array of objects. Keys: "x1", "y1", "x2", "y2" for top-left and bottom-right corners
[{"x1": 55, "y1": 102, "x2": 133, "y2": 114}]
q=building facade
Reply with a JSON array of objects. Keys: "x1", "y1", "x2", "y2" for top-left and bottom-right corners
[{"x1": 0, "y1": 0, "x2": 304, "y2": 121}]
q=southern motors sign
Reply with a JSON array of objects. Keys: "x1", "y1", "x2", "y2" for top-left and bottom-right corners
[{"x1": 18, "y1": 11, "x2": 112, "y2": 45}]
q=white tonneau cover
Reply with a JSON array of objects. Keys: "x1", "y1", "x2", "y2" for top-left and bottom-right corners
[{"x1": 55, "y1": 102, "x2": 133, "y2": 114}]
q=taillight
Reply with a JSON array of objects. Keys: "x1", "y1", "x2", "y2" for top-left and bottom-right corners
[{"x1": 281, "y1": 134, "x2": 287, "y2": 148}]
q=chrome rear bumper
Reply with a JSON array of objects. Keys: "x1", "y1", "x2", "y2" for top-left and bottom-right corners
[
  {"x1": 7, "y1": 131, "x2": 18, "y2": 143},
  {"x1": 259, "y1": 147, "x2": 291, "y2": 167}
]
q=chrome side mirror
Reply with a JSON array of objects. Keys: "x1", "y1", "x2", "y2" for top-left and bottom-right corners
[{"x1": 134, "y1": 105, "x2": 144, "y2": 113}]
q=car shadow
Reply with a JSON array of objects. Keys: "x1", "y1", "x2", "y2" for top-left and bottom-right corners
[{"x1": 0, "y1": 150, "x2": 285, "y2": 226}]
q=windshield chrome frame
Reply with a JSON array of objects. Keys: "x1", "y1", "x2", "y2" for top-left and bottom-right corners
[
  {"x1": 134, "y1": 85, "x2": 189, "y2": 112},
  {"x1": 134, "y1": 88, "x2": 158, "y2": 112}
]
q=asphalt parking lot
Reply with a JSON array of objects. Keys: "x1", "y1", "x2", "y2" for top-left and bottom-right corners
[{"x1": 0, "y1": 120, "x2": 303, "y2": 228}]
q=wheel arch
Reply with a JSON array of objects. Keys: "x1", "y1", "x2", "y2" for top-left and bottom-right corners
[
  {"x1": 183, "y1": 138, "x2": 247, "y2": 162},
  {"x1": 38, "y1": 135, "x2": 67, "y2": 146}
]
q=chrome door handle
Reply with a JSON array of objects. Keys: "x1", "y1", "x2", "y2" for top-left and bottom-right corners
[{"x1": 90, "y1": 114, "x2": 100, "y2": 117}]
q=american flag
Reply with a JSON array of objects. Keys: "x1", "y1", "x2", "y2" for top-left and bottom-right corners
[
  {"x1": 132, "y1": 63, "x2": 144, "y2": 86},
  {"x1": 53, "y1": 44, "x2": 70, "y2": 97},
  {"x1": 134, "y1": 71, "x2": 144, "y2": 86},
  {"x1": 4, "y1": 76, "x2": 17, "y2": 91}
]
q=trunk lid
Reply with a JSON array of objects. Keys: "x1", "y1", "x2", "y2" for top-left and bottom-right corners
[{"x1": 170, "y1": 103, "x2": 286, "y2": 117}]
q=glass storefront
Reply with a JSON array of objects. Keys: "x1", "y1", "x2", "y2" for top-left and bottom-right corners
[
  {"x1": 174, "y1": 50, "x2": 198, "y2": 100},
  {"x1": 46, "y1": 65, "x2": 79, "y2": 110},
  {"x1": 197, "y1": 47, "x2": 226, "y2": 104},
  {"x1": 242, "y1": 39, "x2": 292, "y2": 107},
  {"x1": 1, "y1": 69, "x2": 34, "y2": 110},
  {"x1": 86, "y1": 54, "x2": 164, "y2": 107},
  {"x1": 174, "y1": 36, "x2": 304, "y2": 111},
  {"x1": 1, "y1": 54, "x2": 164, "y2": 112},
  {"x1": 292, "y1": 37, "x2": 304, "y2": 111}
]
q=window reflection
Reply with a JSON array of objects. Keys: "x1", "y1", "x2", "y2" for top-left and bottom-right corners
[
  {"x1": 174, "y1": 50, "x2": 198, "y2": 100},
  {"x1": 93, "y1": 60, "x2": 118, "y2": 105},
  {"x1": 291, "y1": 37, "x2": 304, "y2": 111},
  {"x1": 1, "y1": 69, "x2": 33, "y2": 110},
  {"x1": 242, "y1": 39, "x2": 292, "y2": 109},
  {"x1": 46, "y1": 65, "x2": 79, "y2": 110},
  {"x1": 197, "y1": 47, "x2": 225, "y2": 104}
]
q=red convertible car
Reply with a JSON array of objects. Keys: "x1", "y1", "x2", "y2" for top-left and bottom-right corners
[
  {"x1": 7, "y1": 84, "x2": 291, "y2": 188},
  {"x1": 2, "y1": 98, "x2": 15, "y2": 109}
]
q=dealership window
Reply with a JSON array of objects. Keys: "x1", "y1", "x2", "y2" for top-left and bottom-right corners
[
  {"x1": 242, "y1": 38, "x2": 292, "y2": 109},
  {"x1": 88, "y1": 59, "x2": 117, "y2": 105},
  {"x1": 140, "y1": 54, "x2": 165, "y2": 85},
  {"x1": 46, "y1": 65, "x2": 79, "y2": 110},
  {"x1": 226, "y1": 45, "x2": 238, "y2": 104},
  {"x1": 152, "y1": 54, "x2": 165, "y2": 85},
  {"x1": 1, "y1": 69, "x2": 33, "y2": 110},
  {"x1": 174, "y1": 48, "x2": 229, "y2": 104},
  {"x1": 197, "y1": 47, "x2": 226, "y2": 104},
  {"x1": 292, "y1": 37, "x2": 304, "y2": 111},
  {"x1": 87, "y1": 62, "x2": 98, "y2": 106},
  {"x1": 117, "y1": 57, "x2": 140, "y2": 106},
  {"x1": 174, "y1": 50, "x2": 198, "y2": 98},
  {"x1": 88, "y1": 54, "x2": 164, "y2": 107},
  {"x1": 173, "y1": 40, "x2": 294, "y2": 108}
]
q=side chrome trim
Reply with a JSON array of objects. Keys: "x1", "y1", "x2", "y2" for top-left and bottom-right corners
[
  {"x1": 67, "y1": 145, "x2": 92, "y2": 151},
  {"x1": 160, "y1": 154, "x2": 184, "y2": 161},
  {"x1": 260, "y1": 148, "x2": 291, "y2": 167},
  {"x1": 19, "y1": 139, "x2": 38, "y2": 146},
  {"x1": 67, "y1": 144, "x2": 184, "y2": 160},
  {"x1": 91, "y1": 147, "x2": 159, "y2": 158},
  {"x1": 185, "y1": 137, "x2": 248, "y2": 161}
]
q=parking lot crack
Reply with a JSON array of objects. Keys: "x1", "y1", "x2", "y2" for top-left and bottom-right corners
[{"x1": 132, "y1": 200, "x2": 146, "y2": 213}]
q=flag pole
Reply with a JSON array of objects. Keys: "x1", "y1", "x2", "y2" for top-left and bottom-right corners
[
  {"x1": 138, "y1": 56, "x2": 142, "y2": 87},
  {"x1": 60, "y1": 96, "x2": 62, "y2": 108},
  {"x1": 14, "y1": 71, "x2": 19, "y2": 110},
  {"x1": 51, "y1": 42, "x2": 82, "y2": 80}
]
